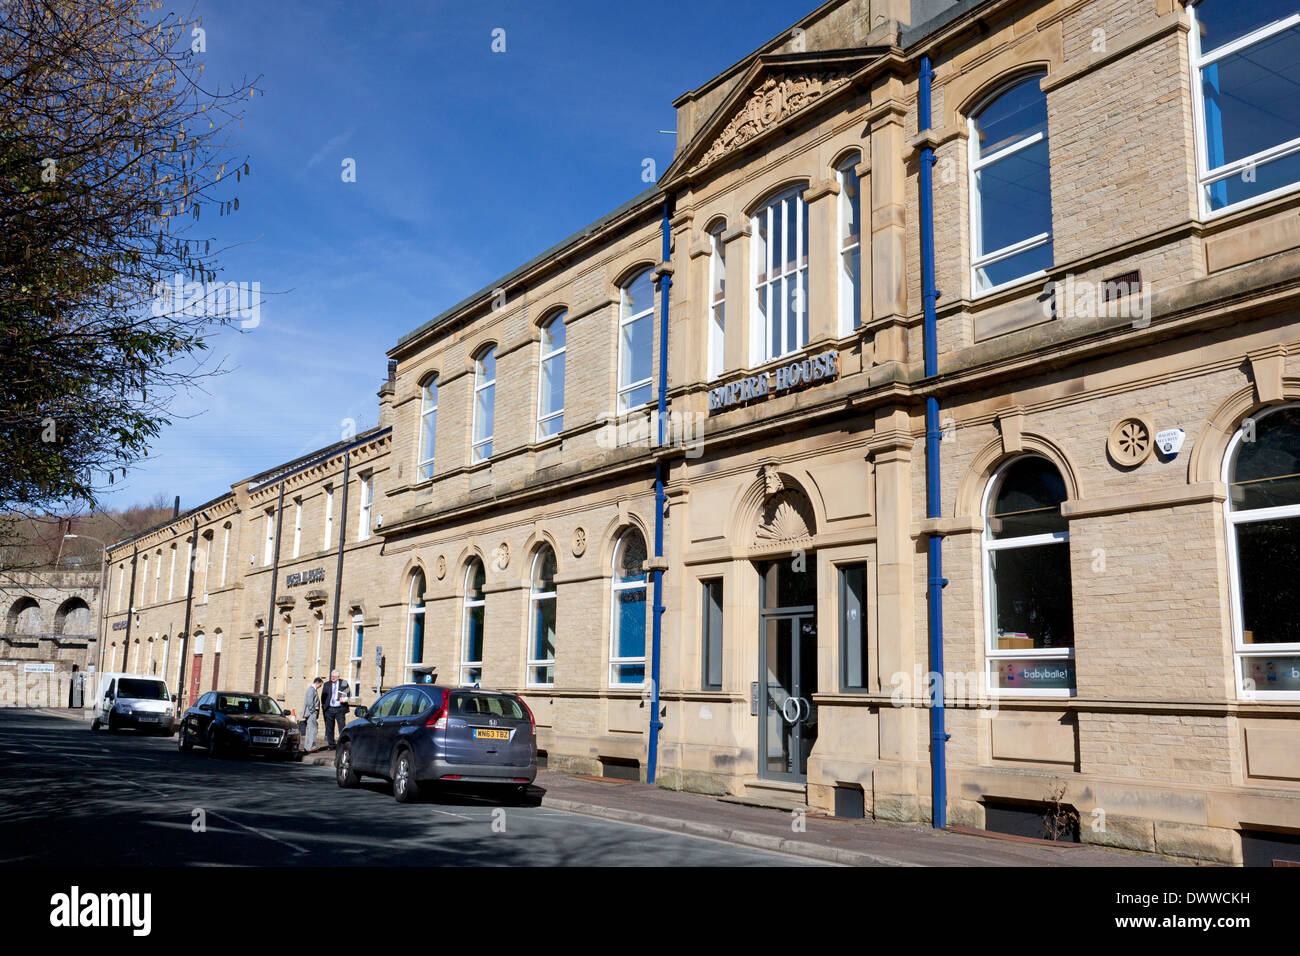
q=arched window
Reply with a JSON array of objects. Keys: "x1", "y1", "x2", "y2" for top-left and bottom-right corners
[
  {"x1": 537, "y1": 312, "x2": 566, "y2": 439},
  {"x1": 8, "y1": 597, "x2": 40, "y2": 634},
  {"x1": 56, "y1": 598, "x2": 91, "y2": 636},
  {"x1": 707, "y1": 223, "x2": 727, "y2": 380},
  {"x1": 1190, "y1": 1, "x2": 1300, "y2": 214},
  {"x1": 1225, "y1": 404, "x2": 1300, "y2": 698},
  {"x1": 528, "y1": 545, "x2": 558, "y2": 686},
  {"x1": 836, "y1": 156, "x2": 863, "y2": 334},
  {"x1": 610, "y1": 528, "x2": 648, "y2": 686},
  {"x1": 472, "y1": 347, "x2": 496, "y2": 462},
  {"x1": 461, "y1": 559, "x2": 486, "y2": 684},
  {"x1": 982, "y1": 456, "x2": 1075, "y2": 695},
  {"x1": 407, "y1": 571, "x2": 426, "y2": 669},
  {"x1": 618, "y1": 270, "x2": 655, "y2": 411},
  {"x1": 968, "y1": 73, "x2": 1053, "y2": 294},
  {"x1": 418, "y1": 376, "x2": 438, "y2": 480},
  {"x1": 751, "y1": 186, "x2": 809, "y2": 363}
]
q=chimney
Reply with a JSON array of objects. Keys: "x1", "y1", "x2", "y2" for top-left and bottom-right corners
[
  {"x1": 173, "y1": 496, "x2": 180, "y2": 519},
  {"x1": 377, "y1": 361, "x2": 397, "y2": 427}
]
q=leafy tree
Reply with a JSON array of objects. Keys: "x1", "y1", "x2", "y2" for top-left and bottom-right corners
[{"x1": 0, "y1": 0, "x2": 259, "y2": 513}]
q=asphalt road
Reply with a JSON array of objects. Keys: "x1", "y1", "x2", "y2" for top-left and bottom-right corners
[{"x1": 0, "y1": 710, "x2": 818, "y2": 867}]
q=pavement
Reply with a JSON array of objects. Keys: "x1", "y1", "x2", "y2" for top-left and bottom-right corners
[{"x1": 300, "y1": 745, "x2": 1176, "y2": 867}]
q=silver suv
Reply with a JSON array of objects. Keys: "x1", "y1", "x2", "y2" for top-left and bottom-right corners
[{"x1": 334, "y1": 684, "x2": 537, "y2": 803}]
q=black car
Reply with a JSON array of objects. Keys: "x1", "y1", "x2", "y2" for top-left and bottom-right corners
[
  {"x1": 336, "y1": 684, "x2": 536, "y2": 802},
  {"x1": 178, "y1": 690, "x2": 303, "y2": 760}
]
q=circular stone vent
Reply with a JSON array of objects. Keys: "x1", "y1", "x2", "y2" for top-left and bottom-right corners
[{"x1": 1108, "y1": 416, "x2": 1154, "y2": 466}]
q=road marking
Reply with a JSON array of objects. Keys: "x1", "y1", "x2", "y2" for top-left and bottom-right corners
[
  {"x1": 201, "y1": 809, "x2": 310, "y2": 854},
  {"x1": 19, "y1": 736, "x2": 310, "y2": 855},
  {"x1": 427, "y1": 807, "x2": 474, "y2": 820}
]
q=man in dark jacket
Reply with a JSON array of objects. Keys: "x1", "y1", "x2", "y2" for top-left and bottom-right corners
[{"x1": 321, "y1": 670, "x2": 351, "y2": 749}]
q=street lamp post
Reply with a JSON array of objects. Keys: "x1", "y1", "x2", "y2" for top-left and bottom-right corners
[{"x1": 63, "y1": 533, "x2": 107, "y2": 708}]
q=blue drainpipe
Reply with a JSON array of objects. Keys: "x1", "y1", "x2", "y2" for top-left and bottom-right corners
[
  {"x1": 647, "y1": 197, "x2": 671, "y2": 784},
  {"x1": 919, "y1": 54, "x2": 949, "y2": 829}
]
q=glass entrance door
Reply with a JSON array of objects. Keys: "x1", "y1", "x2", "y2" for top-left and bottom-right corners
[
  {"x1": 760, "y1": 614, "x2": 817, "y2": 779},
  {"x1": 756, "y1": 557, "x2": 817, "y2": 781}
]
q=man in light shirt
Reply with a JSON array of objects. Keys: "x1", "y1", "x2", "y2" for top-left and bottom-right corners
[{"x1": 321, "y1": 669, "x2": 351, "y2": 749}]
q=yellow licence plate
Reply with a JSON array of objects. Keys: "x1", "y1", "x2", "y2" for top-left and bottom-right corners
[{"x1": 474, "y1": 728, "x2": 510, "y2": 740}]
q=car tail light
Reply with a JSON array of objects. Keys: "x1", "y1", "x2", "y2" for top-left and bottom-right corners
[
  {"x1": 425, "y1": 695, "x2": 448, "y2": 730},
  {"x1": 443, "y1": 774, "x2": 462, "y2": 780},
  {"x1": 518, "y1": 697, "x2": 536, "y2": 735}
]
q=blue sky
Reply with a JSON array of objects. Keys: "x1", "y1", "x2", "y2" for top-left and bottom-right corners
[{"x1": 101, "y1": 0, "x2": 810, "y2": 512}]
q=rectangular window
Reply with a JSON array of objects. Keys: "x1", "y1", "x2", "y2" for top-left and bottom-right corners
[
  {"x1": 418, "y1": 379, "x2": 438, "y2": 481},
  {"x1": 140, "y1": 555, "x2": 147, "y2": 602},
  {"x1": 357, "y1": 474, "x2": 372, "y2": 541},
  {"x1": 751, "y1": 189, "x2": 809, "y2": 364},
  {"x1": 351, "y1": 614, "x2": 364, "y2": 661},
  {"x1": 839, "y1": 564, "x2": 868, "y2": 691},
  {"x1": 1191, "y1": 4, "x2": 1300, "y2": 215},
  {"x1": 153, "y1": 551, "x2": 162, "y2": 602},
  {"x1": 220, "y1": 526, "x2": 229, "y2": 587},
  {"x1": 292, "y1": 499, "x2": 302, "y2": 558},
  {"x1": 537, "y1": 316, "x2": 566, "y2": 440},
  {"x1": 708, "y1": 232, "x2": 726, "y2": 380},
  {"x1": 168, "y1": 547, "x2": 177, "y2": 600},
  {"x1": 323, "y1": 485, "x2": 334, "y2": 549},
  {"x1": 263, "y1": 509, "x2": 275, "y2": 565},
  {"x1": 837, "y1": 162, "x2": 862, "y2": 334},
  {"x1": 116, "y1": 564, "x2": 125, "y2": 611},
  {"x1": 618, "y1": 272, "x2": 655, "y2": 412},
  {"x1": 472, "y1": 349, "x2": 496, "y2": 462},
  {"x1": 202, "y1": 535, "x2": 212, "y2": 602},
  {"x1": 701, "y1": 579, "x2": 723, "y2": 690},
  {"x1": 968, "y1": 74, "x2": 1053, "y2": 293},
  {"x1": 184, "y1": 541, "x2": 192, "y2": 596}
]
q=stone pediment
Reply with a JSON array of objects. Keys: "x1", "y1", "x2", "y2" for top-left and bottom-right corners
[{"x1": 663, "y1": 49, "x2": 883, "y2": 186}]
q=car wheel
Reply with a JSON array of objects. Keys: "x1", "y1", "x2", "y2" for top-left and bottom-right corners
[
  {"x1": 178, "y1": 723, "x2": 193, "y2": 752},
  {"x1": 106, "y1": 712, "x2": 117, "y2": 733},
  {"x1": 208, "y1": 728, "x2": 223, "y2": 758},
  {"x1": 392, "y1": 748, "x2": 421, "y2": 803},
  {"x1": 335, "y1": 741, "x2": 359, "y2": 788},
  {"x1": 90, "y1": 718, "x2": 100, "y2": 731}
]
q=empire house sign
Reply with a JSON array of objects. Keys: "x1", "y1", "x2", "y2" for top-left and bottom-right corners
[{"x1": 708, "y1": 350, "x2": 839, "y2": 412}]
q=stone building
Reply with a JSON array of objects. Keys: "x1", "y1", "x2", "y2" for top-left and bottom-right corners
[
  {"x1": 102, "y1": 423, "x2": 392, "y2": 712},
  {"x1": 106, "y1": 0, "x2": 1300, "y2": 864},
  {"x1": 0, "y1": 569, "x2": 100, "y2": 707}
]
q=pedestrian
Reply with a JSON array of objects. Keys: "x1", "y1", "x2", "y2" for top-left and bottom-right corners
[
  {"x1": 302, "y1": 677, "x2": 323, "y2": 752},
  {"x1": 321, "y1": 669, "x2": 351, "y2": 750}
]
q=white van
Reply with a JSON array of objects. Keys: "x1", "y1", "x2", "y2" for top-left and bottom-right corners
[{"x1": 91, "y1": 673, "x2": 176, "y2": 734}]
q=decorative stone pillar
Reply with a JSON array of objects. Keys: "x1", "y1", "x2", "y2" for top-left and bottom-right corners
[
  {"x1": 721, "y1": 221, "x2": 752, "y2": 374},
  {"x1": 802, "y1": 177, "x2": 841, "y2": 346},
  {"x1": 867, "y1": 79, "x2": 909, "y2": 363},
  {"x1": 868, "y1": 407, "x2": 918, "y2": 781}
]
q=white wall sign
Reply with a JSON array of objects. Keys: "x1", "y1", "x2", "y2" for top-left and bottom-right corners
[
  {"x1": 1156, "y1": 427, "x2": 1186, "y2": 457},
  {"x1": 25, "y1": 662, "x2": 55, "y2": 673}
]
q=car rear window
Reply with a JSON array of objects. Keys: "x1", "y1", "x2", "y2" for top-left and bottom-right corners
[
  {"x1": 449, "y1": 692, "x2": 525, "y2": 720},
  {"x1": 118, "y1": 679, "x2": 168, "y2": 700}
]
